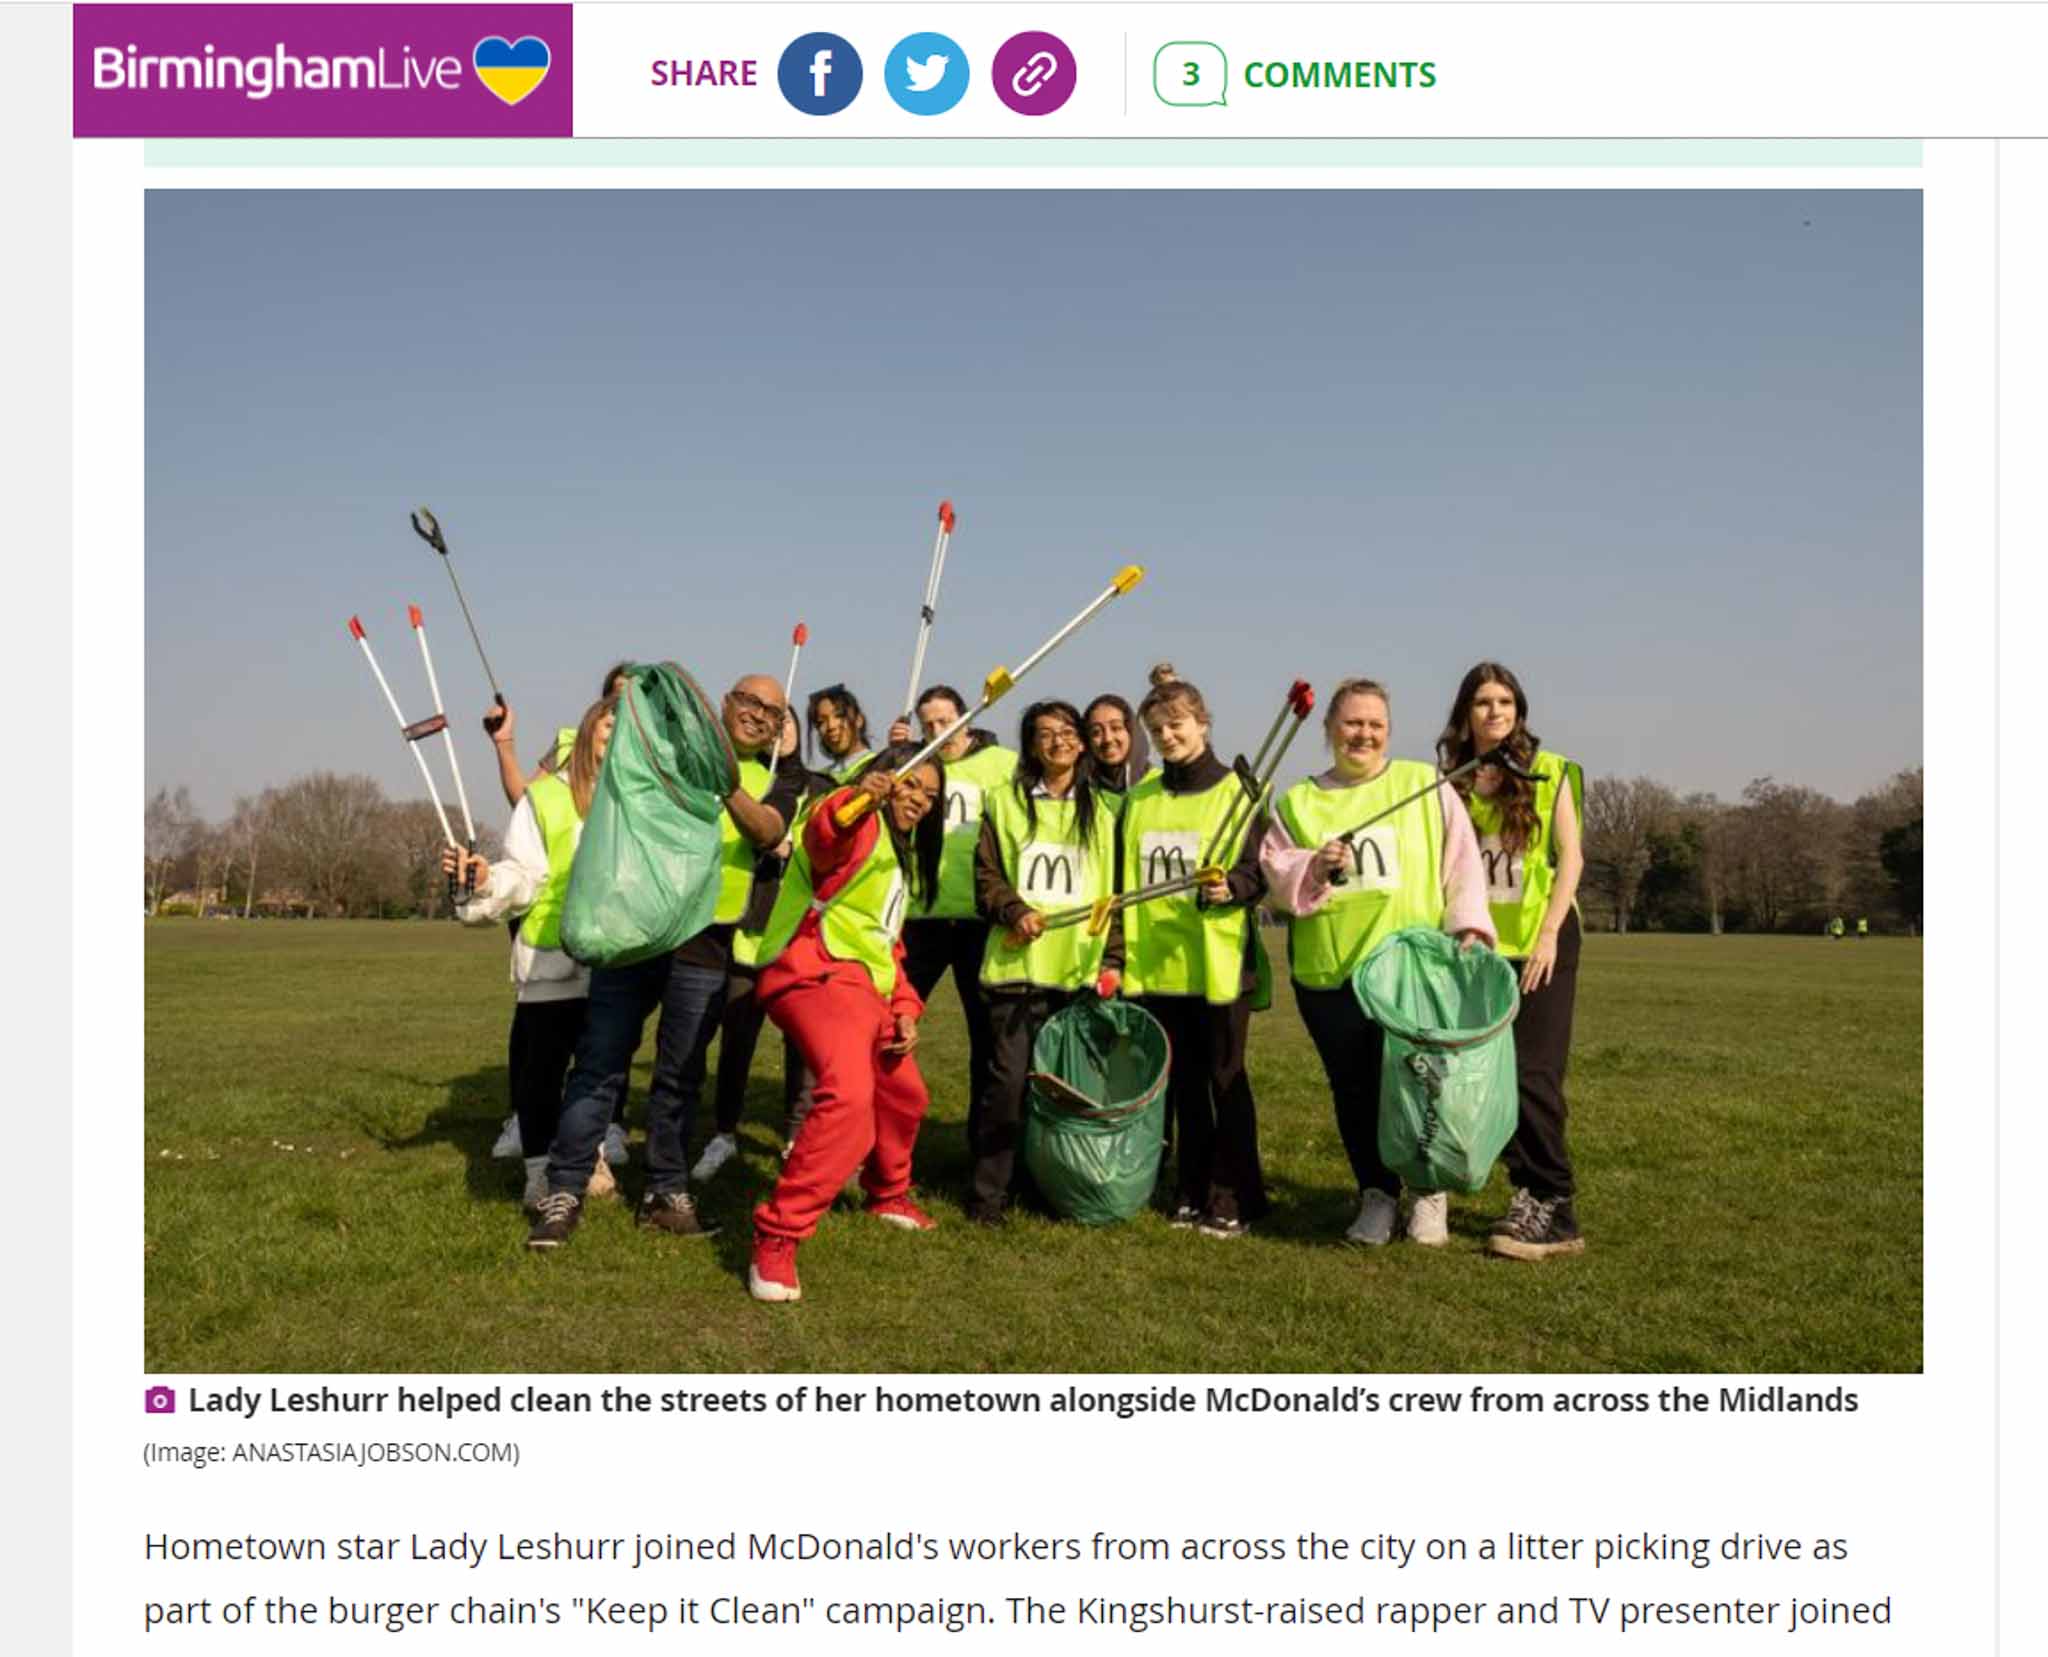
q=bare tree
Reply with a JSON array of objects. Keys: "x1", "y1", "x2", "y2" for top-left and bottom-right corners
[
  {"x1": 1679, "y1": 792, "x2": 1733, "y2": 934},
  {"x1": 385, "y1": 800, "x2": 460, "y2": 918},
  {"x1": 264, "y1": 773, "x2": 392, "y2": 916},
  {"x1": 226, "y1": 790, "x2": 278, "y2": 918},
  {"x1": 189, "y1": 822, "x2": 234, "y2": 916},
  {"x1": 143, "y1": 786, "x2": 196, "y2": 915},
  {"x1": 1840, "y1": 767, "x2": 1924, "y2": 926},
  {"x1": 1730, "y1": 777, "x2": 1846, "y2": 932},
  {"x1": 1581, "y1": 777, "x2": 1678, "y2": 934}
]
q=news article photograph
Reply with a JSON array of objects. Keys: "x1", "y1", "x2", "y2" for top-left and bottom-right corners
[{"x1": 143, "y1": 187, "x2": 1922, "y2": 1375}]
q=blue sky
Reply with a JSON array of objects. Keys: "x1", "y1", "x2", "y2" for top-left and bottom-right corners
[{"x1": 146, "y1": 187, "x2": 1920, "y2": 818}]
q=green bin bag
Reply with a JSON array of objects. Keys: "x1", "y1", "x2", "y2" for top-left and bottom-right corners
[
  {"x1": 559, "y1": 662, "x2": 738, "y2": 969},
  {"x1": 1353, "y1": 927, "x2": 1521, "y2": 1195},
  {"x1": 1022, "y1": 1000, "x2": 1171, "y2": 1226}
]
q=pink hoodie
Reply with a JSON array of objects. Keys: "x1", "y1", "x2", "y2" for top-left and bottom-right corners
[{"x1": 1259, "y1": 768, "x2": 1496, "y2": 947}]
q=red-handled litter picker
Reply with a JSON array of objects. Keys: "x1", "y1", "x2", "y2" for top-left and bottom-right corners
[
  {"x1": 410, "y1": 507, "x2": 507, "y2": 733},
  {"x1": 1044, "y1": 680, "x2": 1316, "y2": 935},
  {"x1": 408, "y1": 605, "x2": 480, "y2": 895},
  {"x1": 837, "y1": 562, "x2": 1147, "y2": 828},
  {"x1": 1324, "y1": 744, "x2": 1543, "y2": 886},
  {"x1": 784, "y1": 621, "x2": 809, "y2": 712},
  {"x1": 347, "y1": 613, "x2": 468, "y2": 904},
  {"x1": 899, "y1": 499, "x2": 957, "y2": 723}
]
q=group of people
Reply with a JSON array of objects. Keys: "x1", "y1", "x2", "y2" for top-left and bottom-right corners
[{"x1": 442, "y1": 655, "x2": 1586, "y2": 1306}]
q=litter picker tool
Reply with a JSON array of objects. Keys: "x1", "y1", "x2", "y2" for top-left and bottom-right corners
[
  {"x1": 410, "y1": 507, "x2": 507, "y2": 732},
  {"x1": 1043, "y1": 680, "x2": 1315, "y2": 935},
  {"x1": 837, "y1": 562, "x2": 1147, "y2": 827},
  {"x1": 409, "y1": 604, "x2": 480, "y2": 895},
  {"x1": 1326, "y1": 745, "x2": 1543, "y2": 886},
  {"x1": 348, "y1": 613, "x2": 466, "y2": 900},
  {"x1": 784, "y1": 622, "x2": 809, "y2": 711},
  {"x1": 899, "y1": 499, "x2": 957, "y2": 723}
]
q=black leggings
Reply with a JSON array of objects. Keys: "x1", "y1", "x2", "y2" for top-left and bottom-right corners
[
  {"x1": 1501, "y1": 910, "x2": 1581, "y2": 1200},
  {"x1": 903, "y1": 918, "x2": 998, "y2": 1136},
  {"x1": 507, "y1": 998, "x2": 587, "y2": 1159},
  {"x1": 1139, "y1": 996, "x2": 1267, "y2": 1223},
  {"x1": 1293, "y1": 980, "x2": 1399, "y2": 1196}
]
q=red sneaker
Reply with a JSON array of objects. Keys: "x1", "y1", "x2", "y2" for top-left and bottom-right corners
[
  {"x1": 748, "y1": 1233, "x2": 802, "y2": 1303},
  {"x1": 864, "y1": 1194, "x2": 937, "y2": 1232}
]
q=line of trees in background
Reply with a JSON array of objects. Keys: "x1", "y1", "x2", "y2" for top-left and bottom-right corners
[
  {"x1": 1578, "y1": 769, "x2": 1922, "y2": 935},
  {"x1": 144, "y1": 765, "x2": 1924, "y2": 934},
  {"x1": 143, "y1": 774, "x2": 503, "y2": 920}
]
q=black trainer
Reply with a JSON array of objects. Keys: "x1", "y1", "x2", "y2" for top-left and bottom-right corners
[
  {"x1": 1489, "y1": 1187, "x2": 1538, "y2": 1238},
  {"x1": 1487, "y1": 1194, "x2": 1584, "y2": 1260},
  {"x1": 526, "y1": 1191, "x2": 582, "y2": 1251},
  {"x1": 638, "y1": 1189, "x2": 719, "y2": 1238}
]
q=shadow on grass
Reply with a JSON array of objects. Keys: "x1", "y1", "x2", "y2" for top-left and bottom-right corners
[{"x1": 334, "y1": 1062, "x2": 522, "y2": 1207}]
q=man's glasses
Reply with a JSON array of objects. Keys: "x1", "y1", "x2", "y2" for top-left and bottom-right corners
[{"x1": 729, "y1": 690, "x2": 786, "y2": 721}]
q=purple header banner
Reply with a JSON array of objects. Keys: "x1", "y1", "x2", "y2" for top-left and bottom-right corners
[{"x1": 75, "y1": 5, "x2": 573, "y2": 137}]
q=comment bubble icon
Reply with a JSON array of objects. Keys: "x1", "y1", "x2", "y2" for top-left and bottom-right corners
[{"x1": 1154, "y1": 42, "x2": 1227, "y2": 107}]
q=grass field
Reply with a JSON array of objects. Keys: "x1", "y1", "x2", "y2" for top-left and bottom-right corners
[{"x1": 143, "y1": 923, "x2": 1921, "y2": 1375}]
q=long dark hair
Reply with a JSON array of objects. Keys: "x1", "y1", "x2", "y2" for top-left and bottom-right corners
[
  {"x1": 863, "y1": 740, "x2": 946, "y2": 908},
  {"x1": 806, "y1": 683, "x2": 870, "y2": 762},
  {"x1": 1437, "y1": 661, "x2": 1542, "y2": 853},
  {"x1": 1013, "y1": 699, "x2": 1100, "y2": 847},
  {"x1": 1082, "y1": 692, "x2": 1150, "y2": 790}
]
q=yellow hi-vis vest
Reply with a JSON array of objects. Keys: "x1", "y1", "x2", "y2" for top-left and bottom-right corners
[
  {"x1": 1464, "y1": 749, "x2": 1582, "y2": 959},
  {"x1": 917, "y1": 743, "x2": 1019, "y2": 921},
  {"x1": 753, "y1": 809, "x2": 910, "y2": 997},
  {"x1": 980, "y1": 782, "x2": 1118, "y2": 991},
  {"x1": 1119, "y1": 770, "x2": 1255, "y2": 1005},
  {"x1": 714, "y1": 755, "x2": 776, "y2": 926},
  {"x1": 1275, "y1": 761, "x2": 1445, "y2": 990},
  {"x1": 517, "y1": 772, "x2": 582, "y2": 951}
]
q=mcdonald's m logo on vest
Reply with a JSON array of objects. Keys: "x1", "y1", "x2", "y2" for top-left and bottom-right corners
[
  {"x1": 1024, "y1": 851, "x2": 1076, "y2": 896},
  {"x1": 1145, "y1": 845, "x2": 1191, "y2": 884},
  {"x1": 1347, "y1": 833, "x2": 1390, "y2": 880}
]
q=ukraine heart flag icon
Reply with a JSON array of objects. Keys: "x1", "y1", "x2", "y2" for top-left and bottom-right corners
[{"x1": 473, "y1": 36, "x2": 550, "y2": 107}]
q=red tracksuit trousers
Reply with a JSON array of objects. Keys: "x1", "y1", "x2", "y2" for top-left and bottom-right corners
[{"x1": 753, "y1": 972, "x2": 930, "y2": 1242}]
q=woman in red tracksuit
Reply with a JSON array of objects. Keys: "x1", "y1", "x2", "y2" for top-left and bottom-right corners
[{"x1": 747, "y1": 745, "x2": 947, "y2": 1303}]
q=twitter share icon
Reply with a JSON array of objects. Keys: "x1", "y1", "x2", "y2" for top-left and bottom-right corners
[{"x1": 884, "y1": 31, "x2": 969, "y2": 115}]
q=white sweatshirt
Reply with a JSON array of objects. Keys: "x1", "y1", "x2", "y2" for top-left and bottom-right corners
[{"x1": 453, "y1": 792, "x2": 591, "y2": 1003}]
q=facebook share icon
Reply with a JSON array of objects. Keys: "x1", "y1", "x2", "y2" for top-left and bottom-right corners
[
  {"x1": 778, "y1": 32, "x2": 862, "y2": 116},
  {"x1": 884, "y1": 32, "x2": 969, "y2": 115}
]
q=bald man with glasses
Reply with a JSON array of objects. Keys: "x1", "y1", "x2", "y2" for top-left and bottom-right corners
[{"x1": 528, "y1": 673, "x2": 809, "y2": 1251}]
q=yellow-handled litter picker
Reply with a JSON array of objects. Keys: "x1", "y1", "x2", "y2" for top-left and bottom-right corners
[{"x1": 834, "y1": 563, "x2": 1147, "y2": 828}]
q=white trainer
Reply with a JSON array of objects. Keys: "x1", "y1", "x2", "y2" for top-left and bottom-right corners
[
  {"x1": 602, "y1": 1123, "x2": 629, "y2": 1168},
  {"x1": 1345, "y1": 1188, "x2": 1399, "y2": 1247},
  {"x1": 490, "y1": 1114, "x2": 521, "y2": 1160},
  {"x1": 692, "y1": 1132, "x2": 739, "y2": 1183},
  {"x1": 1406, "y1": 1191, "x2": 1450, "y2": 1247}
]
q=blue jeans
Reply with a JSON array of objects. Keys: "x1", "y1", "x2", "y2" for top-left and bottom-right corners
[{"x1": 547, "y1": 953, "x2": 727, "y2": 1197}]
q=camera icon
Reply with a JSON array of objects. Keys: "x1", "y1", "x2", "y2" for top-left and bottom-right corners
[{"x1": 145, "y1": 1386, "x2": 176, "y2": 1414}]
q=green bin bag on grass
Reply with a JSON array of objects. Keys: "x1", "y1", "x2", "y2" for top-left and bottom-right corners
[
  {"x1": 1023, "y1": 999, "x2": 1171, "y2": 1226},
  {"x1": 1353, "y1": 927, "x2": 1521, "y2": 1194},
  {"x1": 560, "y1": 662, "x2": 738, "y2": 969}
]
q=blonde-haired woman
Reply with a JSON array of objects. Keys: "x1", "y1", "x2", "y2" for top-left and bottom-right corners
[{"x1": 446, "y1": 695, "x2": 616, "y2": 1224}]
